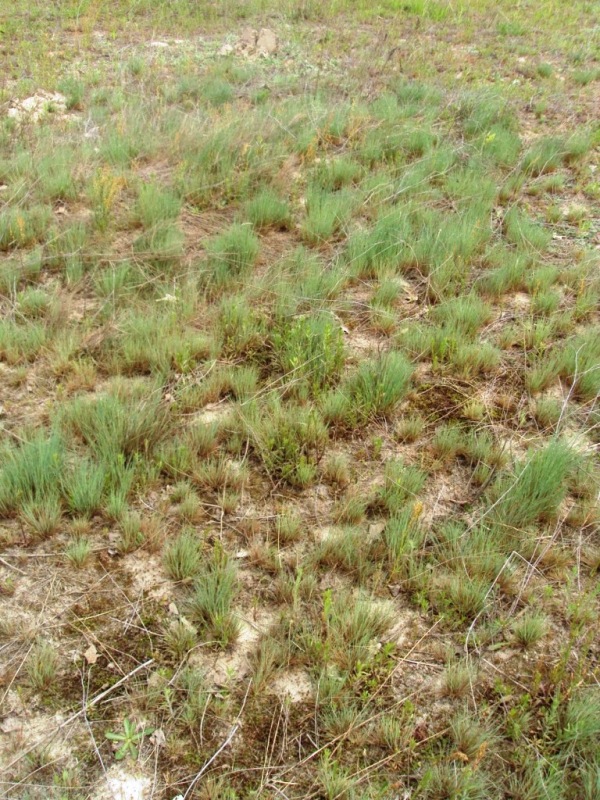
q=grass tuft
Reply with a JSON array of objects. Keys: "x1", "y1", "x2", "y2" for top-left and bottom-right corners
[
  {"x1": 490, "y1": 439, "x2": 575, "y2": 529},
  {"x1": 205, "y1": 223, "x2": 260, "y2": 287},
  {"x1": 340, "y1": 351, "x2": 414, "y2": 423},
  {"x1": 0, "y1": 433, "x2": 65, "y2": 517},
  {"x1": 187, "y1": 546, "x2": 239, "y2": 648},
  {"x1": 163, "y1": 529, "x2": 202, "y2": 581}
]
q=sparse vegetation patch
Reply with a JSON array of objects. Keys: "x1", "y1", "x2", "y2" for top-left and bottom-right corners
[{"x1": 0, "y1": 1, "x2": 598, "y2": 797}]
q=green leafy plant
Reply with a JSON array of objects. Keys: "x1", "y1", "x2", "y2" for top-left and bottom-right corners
[
  {"x1": 248, "y1": 399, "x2": 328, "y2": 487},
  {"x1": 272, "y1": 312, "x2": 345, "y2": 396},
  {"x1": 105, "y1": 718, "x2": 154, "y2": 761}
]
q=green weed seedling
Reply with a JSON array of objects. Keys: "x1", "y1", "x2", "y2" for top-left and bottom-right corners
[{"x1": 105, "y1": 718, "x2": 154, "y2": 760}]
